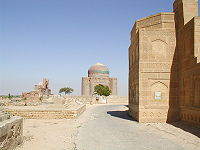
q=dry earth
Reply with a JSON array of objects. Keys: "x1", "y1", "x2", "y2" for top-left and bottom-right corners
[{"x1": 15, "y1": 119, "x2": 78, "y2": 150}]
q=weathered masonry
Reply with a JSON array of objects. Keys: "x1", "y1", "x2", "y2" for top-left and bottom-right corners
[
  {"x1": 129, "y1": 0, "x2": 200, "y2": 127},
  {"x1": 0, "y1": 109, "x2": 23, "y2": 150}
]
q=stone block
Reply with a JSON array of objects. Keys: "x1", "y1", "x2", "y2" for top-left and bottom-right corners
[{"x1": 0, "y1": 116, "x2": 23, "y2": 150}]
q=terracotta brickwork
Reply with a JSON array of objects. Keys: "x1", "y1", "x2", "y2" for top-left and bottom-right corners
[
  {"x1": 129, "y1": 13, "x2": 177, "y2": 123},
  {"x1": 129, "y1": 0, "x2": 200, "y2": 126},
  {"x1": 174, "y1": 0, "x2": 200, "y2": 126},
  {"x1": 22, "y1": 78, "x2": 51, "y2": 101}
]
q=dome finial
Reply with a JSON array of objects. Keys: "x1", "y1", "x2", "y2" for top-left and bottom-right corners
[{"x1": 95, "y1": 62, "x2": 104, "y2": 66}]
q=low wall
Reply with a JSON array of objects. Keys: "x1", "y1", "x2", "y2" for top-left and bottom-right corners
[
  {"x1": 0, "y1": 116, "x2": 23, "y2": 150},
  {"x1": 107, "y1": 96, "x2": 128, "y2": 104},
  {"x1": 57, "y1": 95, "x2": 128, "y2": 105},
  {"x1": 62, "y1": 96, "x2": 95, "y2": 104},
  {"x1": 4, "y1": 105, "x2": 86, "y2": 119},
  {"x1": 47, "y1": 95, "x2": 95, "y2": 105}
]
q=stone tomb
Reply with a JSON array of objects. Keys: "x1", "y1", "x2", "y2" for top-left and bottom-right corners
[
  {"x1": 4, "y1": 97, "x2": 86, "y2": 119},
  {"x1": 129, "y1": 0, "x2": 200, "y2": 127},
  {"x1": 0, "y1": 108, "x2": 23, "y2": 150},
  {"x1": 82, "y1": 63, "x2": 117, "y2": 96}
]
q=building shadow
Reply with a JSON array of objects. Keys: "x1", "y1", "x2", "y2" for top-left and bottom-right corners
[
  {"x1": 167, "y1": 38, "x2": 200, "y2": 136},
  {"x1": 167, "y1": 45, "x2": 180, "y2": 123},
  {"x1": 107, "y1": 110, "x2": 136, "y2": 121},
  {"x1": 170, "y1": 121, "x2": 200, "y2": 138}
]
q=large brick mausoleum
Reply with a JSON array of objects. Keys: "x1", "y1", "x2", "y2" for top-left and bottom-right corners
[
  {"x1": 129, "y1": 0, "x2": 200, "y2": 126},
  {"x1": 82, "y1": 63, "x2": 117, "y2": 96}
]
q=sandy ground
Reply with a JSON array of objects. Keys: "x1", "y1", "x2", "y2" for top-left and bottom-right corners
[
  {"x1": 16, "y1": 119, "x2": 78, "y2": 150},
  {"x1": 15, "y1": 105, "x2": 200, "y2": 150}
]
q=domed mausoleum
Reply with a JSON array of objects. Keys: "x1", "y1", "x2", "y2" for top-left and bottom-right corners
[{"x1": 82, "y1": 63, "x2": 117, "y2": 96}]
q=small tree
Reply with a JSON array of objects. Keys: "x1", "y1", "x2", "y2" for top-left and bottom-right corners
[
  {"x1": 59, "y1": 88, "x2": 67, "y2": 95},
  {"x1": 65, "y1": 87, "x2": 74, "y2": 95},
  {"x1": 59, "y1": 87, "x2": 74, "y2": 95},
  {"x1": 94, "y1": 84, "x2": 111, "y2": 96},
  {"x1": 8, "y1": 93, "x2": 12, "y2": 99}
]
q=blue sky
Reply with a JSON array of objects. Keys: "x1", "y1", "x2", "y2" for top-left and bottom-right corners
[{"x1": 0, "y1": 0, "x2": 175, "y2": 96}]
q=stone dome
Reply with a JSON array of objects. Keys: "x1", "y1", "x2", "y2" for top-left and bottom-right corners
[{"x1": 88, "y1": 63, "x2": 109, "y2": 77}]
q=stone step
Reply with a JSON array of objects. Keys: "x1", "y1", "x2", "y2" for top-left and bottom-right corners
[
  {"x1": 0, "y1": 114, "x2": 10, "y2": 122},
  {"x1": 42, "y1": 102, "x2": 54, "y2": 104},
  {"x1": 0, "y1": 112, "x2": 7, "y2": 116}
]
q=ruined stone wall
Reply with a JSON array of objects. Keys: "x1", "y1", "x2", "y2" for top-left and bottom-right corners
[
  {"x1": 22, "y1": 78, "x2": 51, "y2": 101},
  {"x1": 22, "y1": 91, "x2": 40, "y2": 101}
]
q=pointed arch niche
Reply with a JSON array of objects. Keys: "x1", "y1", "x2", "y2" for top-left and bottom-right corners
[
  {"x1": 151, "y1": 81, "x2": 168, "y2": 101},
  {"x1": 151, "y1": 39, "x2": 167, "y2": 58}
]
